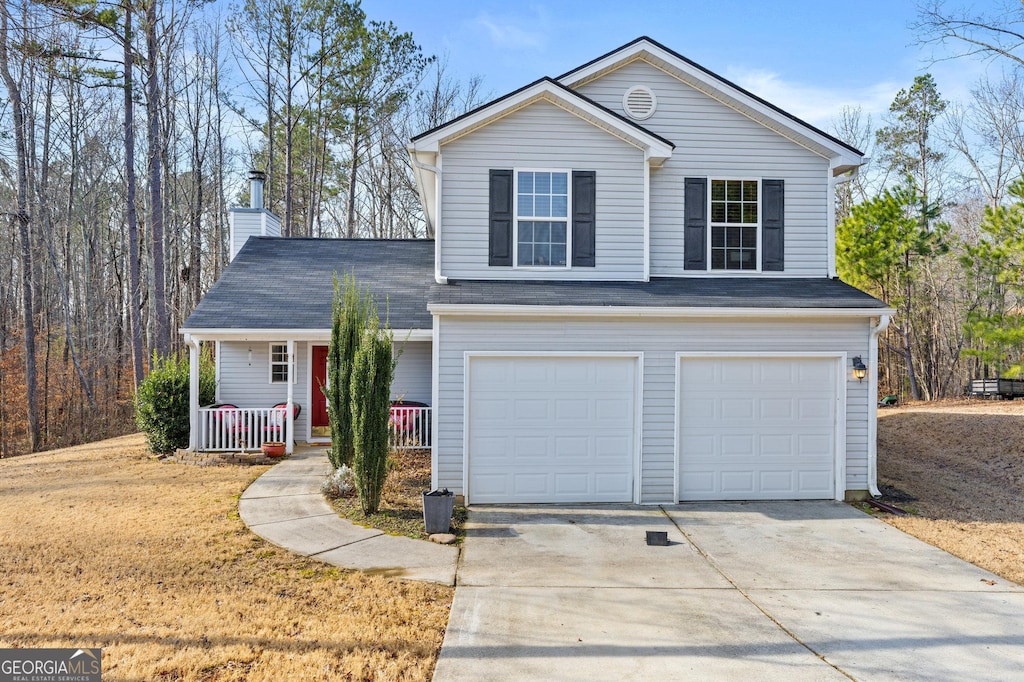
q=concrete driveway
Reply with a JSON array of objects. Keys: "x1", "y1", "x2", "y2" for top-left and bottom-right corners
[{"x1": 433, "y1": 502, "x2": 1024, "y2": 681}]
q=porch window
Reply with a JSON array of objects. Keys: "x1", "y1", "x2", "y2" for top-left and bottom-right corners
[
  {"x1": 515, "y1": 170, "x2": 570, "y2": 267},
  {"x1": 710, "y1": 179, "x2": 759, "y2": 271},
  {"x1": 269, "y1": 343, "x2": 294, "y2": 384}
]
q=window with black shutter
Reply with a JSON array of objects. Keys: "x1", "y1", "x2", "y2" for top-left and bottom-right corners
[
  {"x1": 685, "y1": 177, "x2": 784, "y2": 272},
  {"x1": 488, "y1": 169, "x2": 597, "y2": 268}
]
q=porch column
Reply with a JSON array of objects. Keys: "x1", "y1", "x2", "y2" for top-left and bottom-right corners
[
  {"x1": 286, "y1": 339, "x2": 295, "y2": 454},
  {"x1": 187, "y1": 335, "x2": 200, "y2": 451}
]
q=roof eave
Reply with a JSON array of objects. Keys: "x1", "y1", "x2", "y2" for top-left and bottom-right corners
[
  {"x1": 428, "y1": 304, "x2": 896, "y2": 318},
  {"x1": 409, "y1": 78, "x2": 674, "y2": 160},
  {"x1": 557, "y1": 37, "x2": 864, "y2": 162}
]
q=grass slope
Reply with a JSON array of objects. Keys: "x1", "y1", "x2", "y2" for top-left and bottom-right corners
[{"x1": 0, "y1": 434, "x2": 452, "y2": 681}]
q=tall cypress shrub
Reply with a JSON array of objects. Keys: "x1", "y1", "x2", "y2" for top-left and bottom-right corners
[
  {"x1": 326, "y1": 273, "x2": 370, "y2": 469},
  {"x1": 350, "y1": 315, "x2": 394, "y2": 514}
]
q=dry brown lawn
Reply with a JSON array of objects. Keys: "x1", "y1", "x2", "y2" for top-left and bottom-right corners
[
  {"x1": 0, "y1": 434, "x2": 452, "y2": 681},
  {"x1": 877, "y1": 399, "x2": 1024, "y2": 586}
]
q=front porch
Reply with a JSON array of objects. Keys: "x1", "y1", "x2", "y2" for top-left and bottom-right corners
[{"x1": 183, "y1": 333, "x2": 433, "y2": 455}]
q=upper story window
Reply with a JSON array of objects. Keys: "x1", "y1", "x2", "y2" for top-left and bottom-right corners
[
  {"x1": 710, "y1": 179, "x2": 759, "y2": 271},
  {"x1": 515, "y1": 170, "x2": 570, "y2": 267},
  {"x1": 683, "y1": 176, "x2": 783, "y2": 273},
  {"x1": 269, "y1": 343, "x2": 293, "y2": 384}
]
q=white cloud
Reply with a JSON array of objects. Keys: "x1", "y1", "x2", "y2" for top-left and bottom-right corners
[
  {"x1": 722, "y1": 66, "x2": 902, "y2": 129},
  {"x1": 472, "y1": 11, "x2": 547, "y2": 50}
]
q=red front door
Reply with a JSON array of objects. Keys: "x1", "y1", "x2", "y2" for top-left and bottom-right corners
[{"x1": 311, "y1": 345, "x2": 330, "y2": 438}]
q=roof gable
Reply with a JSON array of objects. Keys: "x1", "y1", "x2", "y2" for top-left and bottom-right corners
[
  {"x1": 557, "y1": 37, "x2": 863, "y2": 173},
  {"x1": 410, "y1": 77, "x2": 673, "y2": 165}
]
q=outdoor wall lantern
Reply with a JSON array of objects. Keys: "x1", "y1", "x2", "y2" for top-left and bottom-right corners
[{"x1": 852, "y1": 356, "x2": 867, "y2": 382}]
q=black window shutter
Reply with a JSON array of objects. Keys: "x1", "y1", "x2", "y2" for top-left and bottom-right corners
[
  {"x1": 572, "y1": 170, "x2": 596, "y2": 267},
  {"x1": 683, "y1": 177, "x2": 707, "y2": 270},
  {"x1": 488, "y1": 169, "x2": 513, "y2": 266},
  {"x1": 761, "y1": 179, "x2": 784, "y2": 271}
]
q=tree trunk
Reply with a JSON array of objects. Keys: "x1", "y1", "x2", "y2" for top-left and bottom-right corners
[
  {"x1": 146, "y1": 0, "x2": 169, "y2": 357},
  {"x1": 38, "y1": 67, "x2": 95, "y2": 407},
  {"x1": 346, "y1": 108, "x2": 360, "y2": 238},
  {"x1": 125, "y1": 3, "x2": 145, "y2": 385},
  {"x1": 0, "y1": 4, "x2": 41, "y2": 450}
]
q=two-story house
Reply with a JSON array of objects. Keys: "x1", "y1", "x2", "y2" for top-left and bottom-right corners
[{"x1": 181, "y1": 37, "x2": 894, "y2": 505}]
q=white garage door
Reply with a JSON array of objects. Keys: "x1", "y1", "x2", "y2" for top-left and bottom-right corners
[
  {"x1": 678, "y1": 357, "x2": 838, "y2": 501},
  {"x1": 468, "y1": 356, "x2": 637, "y2": 504}
]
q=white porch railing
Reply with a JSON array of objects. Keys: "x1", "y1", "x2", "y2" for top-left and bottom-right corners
[
  {"x1": 198, "y1": 407, "x2": 289, "y2": 452},
  {"x1": 389, "y1": 406, "x2": 432, "y2": 449},
  {"x1": 196, "y1": 405, "x2": 432, "y2": 451}
]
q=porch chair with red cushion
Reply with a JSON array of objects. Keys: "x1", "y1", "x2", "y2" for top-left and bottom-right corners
[{"x1": 264, "y1": 402, "x2": 301, "y2": 442}]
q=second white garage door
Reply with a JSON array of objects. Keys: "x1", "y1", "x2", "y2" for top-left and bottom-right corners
[
  {"x1": 678, "y1": 356, "x2": 839, "y2": 501},
  {"x1": 467, "y1": 356, "x2": 637, "y2": 504}
]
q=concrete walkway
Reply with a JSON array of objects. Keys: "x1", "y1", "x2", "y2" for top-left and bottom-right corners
[
  {"x1": 435, "y1": 502, "x2": 1024, "y2": 681},
  {"x1": 238, "y1": 447, "x2": 458, "y2": 585}
]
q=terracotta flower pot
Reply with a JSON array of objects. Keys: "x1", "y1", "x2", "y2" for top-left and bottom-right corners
[{"x1": 261, "y1": 441, "x2": 286, "y2": 458}]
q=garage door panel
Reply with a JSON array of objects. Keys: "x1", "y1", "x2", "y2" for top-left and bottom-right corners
[
  {"x1": 555, "y1": 399, "x2": 589, "y2": 420},
  {"x1": 721, "y1": 362, "x2": 756, "y2": 383},
  {"x1": 720, "y1": 471, "x2": 755, "y2": 494},
  {"x1": 679, "y1": 357, "x2": 837, "y2": 501},
  {"x1": 511, "y1": 474, "x2": 548, "y2": 497},
  {"x1": 721, "y1": 434, "x2": 755, "y2": 457},
  {"x1": 595, "y1": 435, "x2": 632, "y2": 458},
  {"x1": 553, "y1": 435, "x2": 589, "y2": 458},
  {"x1": 469, "y1": 357, "x2": 636, "y2": 504}
]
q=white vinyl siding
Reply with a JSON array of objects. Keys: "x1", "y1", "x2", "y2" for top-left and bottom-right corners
[
  {"x1": 576, "y1": 60, "x2": 831, "y2": 277},
  {"x1": 439, "y1": 100, "x2": 646, "y2": 280},
  {"x1": 435, "y1": 315, "x2": 872, "y2": 503},
  {"x1": 392, "y1": 341, "x2": 432, "y2": 404},
  {"x1": 218, "y1": 341, "x2": 310, "y2": 440}
]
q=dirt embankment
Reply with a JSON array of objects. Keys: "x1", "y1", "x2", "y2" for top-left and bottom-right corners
[{"x1": 877, "y1": 400, "x2": 1024, "y2": 586}]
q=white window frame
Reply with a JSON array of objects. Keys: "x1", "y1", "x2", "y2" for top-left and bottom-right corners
[
  {"x1": 512, "y1": 168, "x2": 573, "y2": 270},
  {"x1": 707, "y1": 177, "x2": 762, "y2": 273},
  {"x1": 268, "y1": 342, "x2": 295, "y2": 384}
]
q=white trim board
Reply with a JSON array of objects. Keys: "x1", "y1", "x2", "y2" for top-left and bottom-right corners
[
  {"x1": 411, "y1": 79, "x2": 673, "y2": 163},
  {"x1": 430, "y1": 304, "x2": 896, "y2": 319},
  {"x1": 179, "y1": 328, "x2": 432, "y2": 342}
]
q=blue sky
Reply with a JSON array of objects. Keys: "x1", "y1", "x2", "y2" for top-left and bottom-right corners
[{"x1": 359, "y1": 0, "x2": 1002, "y2": 130}]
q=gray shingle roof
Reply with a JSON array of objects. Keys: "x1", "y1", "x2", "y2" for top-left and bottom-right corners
[
  {"x1": 182, "y1": 237, "x2": 435, "y2": 331},
  {"x1": 183, "y1": 237, "x2": 887, "y2": 333},
  {"x1": 428, "y1": 277, "x2": 889, "y2": 309}
]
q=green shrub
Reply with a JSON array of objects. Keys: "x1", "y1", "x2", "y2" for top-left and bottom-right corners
[
  {"x1": 135, "y1": 350, "x2": 216, "y2": 454},
  {"x1": 326, "y1": 273, "x2": 372, "y2": 469},
  {"x1": 350, "y1": 317, "x2": 394, "y2": 514}
]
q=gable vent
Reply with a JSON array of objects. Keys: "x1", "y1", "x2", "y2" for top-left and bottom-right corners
[{"x1": 622, "y1": 85, "x2": 657, "y2": 120}]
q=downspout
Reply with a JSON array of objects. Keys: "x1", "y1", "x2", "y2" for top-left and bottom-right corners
[
  {"x1": 409, "y1": 150, "x2": 447, "y2": 284},
  {"x1": 867, "y1": 314, "x2": 891, "y2": 497},
  {"x1": 187, "y1": 334, "x2": 201, "y2": 451}
]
